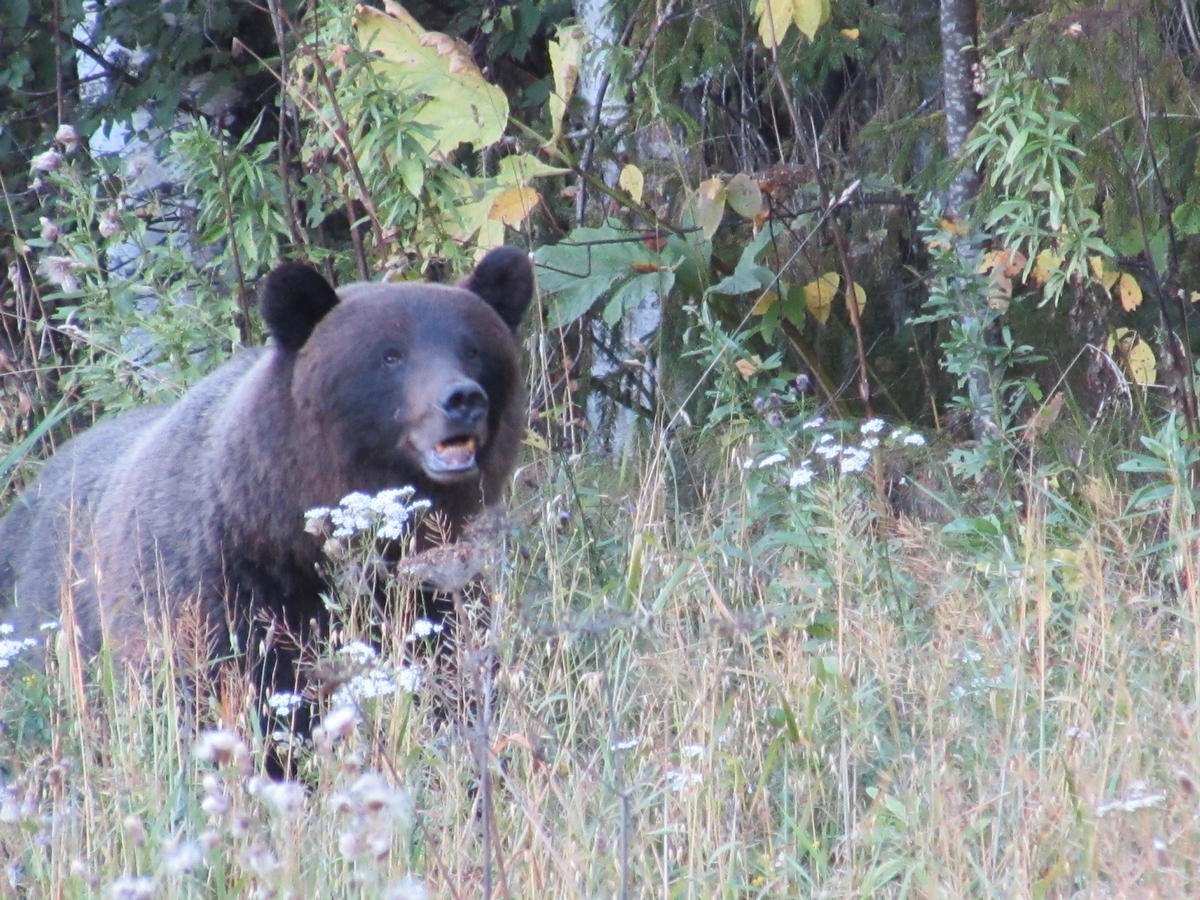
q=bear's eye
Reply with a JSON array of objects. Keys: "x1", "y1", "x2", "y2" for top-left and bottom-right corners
[
  {"x1": 382, "y1": 348, "x2": 403, "y2": 366},
  {"x1": 462, "y1": 344, "x2": 480, "y2": 362}
]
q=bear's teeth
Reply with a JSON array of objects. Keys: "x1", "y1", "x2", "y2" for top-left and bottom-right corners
[{"x1": 434, "y1": 436, "x2": 477, "y2": 467}]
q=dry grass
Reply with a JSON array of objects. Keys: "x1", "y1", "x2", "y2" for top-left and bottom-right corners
[{"x1": 3, "y1": 424, "x2": 1200, "y2": 897}]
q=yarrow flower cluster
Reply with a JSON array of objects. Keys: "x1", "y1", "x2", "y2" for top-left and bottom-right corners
[
  {"x1": 304, "y1": 487, "x2": 431, "y2": 541},
  {"x1": 328, "y1": 641, "x2": 423, "y2": 710},
  {"x1": 741, "y1": 415, "x2": 928, "y2": 490},
  {"x1": 0, "y1": 623, "x2": 38, "y2": 669}
]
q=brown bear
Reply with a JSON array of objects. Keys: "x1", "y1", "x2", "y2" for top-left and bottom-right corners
[{"x1": 0, "y1": 246, "x2": 533, "y2": 720}]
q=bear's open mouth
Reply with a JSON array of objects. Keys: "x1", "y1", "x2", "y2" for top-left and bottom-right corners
[{"x1": 426, "y1": 435, "x2": 478, "y2": 475}]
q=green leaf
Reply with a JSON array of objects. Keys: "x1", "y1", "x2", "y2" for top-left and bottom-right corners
[
  {"x1": 535, "y1": 224, "x2": 671, "y2": 329},
  {"x1": 354, "y1": 5, "x2": 509, "y2": 153}
]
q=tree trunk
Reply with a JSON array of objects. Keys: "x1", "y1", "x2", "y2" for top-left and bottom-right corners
[{"x1": 939, "y1": 0, "x2": 1001, "y2": 443}]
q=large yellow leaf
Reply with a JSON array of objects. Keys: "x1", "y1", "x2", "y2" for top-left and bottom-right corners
[
  {"x1": 849, "y1": 280, "x2": 867, "y2": 315},
  {"x1": 619, "y1": 164, "x2": 645, "y2": 205},
  {"x1": 791, "y1": 0, "x2": 831, "y2": 40},
  {"x1": 487, "y1": 186, "x2": 540, "y2": 227},
  {"x1": 755, "y1": 0, "x2": 795, "y2": 49},
  {"x1": 354, "y1": 3, "x2": 508, "y2": 153},
  {"x1": 1088, "y1": 255, "x2": 1120, "y2": 291},
  {"x1": 1029, "y1": 249, "x2": 1063, "y2": 286},
  {"x1": 1116, "y1": 272, "x2": 1143, "y2": 312},
  {"x1": 545, "y1": 26, "x2": 584, "y2": 150},
  {"x1": 1106, "y1": 328, "x2": 1157, "y2": 386},
  {"x1": 804, "y1": 272, "x2": 841, "y2": 324}
]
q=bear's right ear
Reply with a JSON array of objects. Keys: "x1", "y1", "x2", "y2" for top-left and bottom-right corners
[
  {"x1": 260, "y1": 262, "x2": 340, "y2": 351},
  {"x1": 462, "y1": 246, "x2": 534, "y2": 331}
]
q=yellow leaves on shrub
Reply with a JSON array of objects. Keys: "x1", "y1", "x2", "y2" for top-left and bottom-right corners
[
  {"x1": 735, "y1": 357, "x2": 764, "y2": 379},
  {"x1": 755, "y1": 0, "x2": 832, "y2": 49},
  {"x1": 1088, "y1": 255, "x2": 1120, "y2": 291},
  {"x1": 1028, "y1": 249, "x2": 1063, "y2": 286},
  {"x1": 353, "y1": 2, "x2": 508, "y2": 153},
  {"x1": 804, "y1": 272, "x2": 840, "y2": 324},
  {"x1": 1106, "y1": 328, "x2": 1156, "y2": 386},
  {"x1": 545, "y1": 26, "x2": 584, "y2": 150},
  {"x1": 1116, "y1": 273, "x2": 1143, "y2": 312},
  {"x1": 488, "y1": 186, "x2": 540, "y2": 227},
  {"x1": 619, "y1": 164, "x2": 644, "y2": 205}
]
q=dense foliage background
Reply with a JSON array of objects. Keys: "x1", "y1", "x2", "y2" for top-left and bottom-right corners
[{"x1": 3, "y1": 1, "x2": 1200, "y2": 895}]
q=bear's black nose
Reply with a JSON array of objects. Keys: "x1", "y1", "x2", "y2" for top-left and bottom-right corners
[{"x1": 439, "y1": 381, "x2": 489, "y2": 426}]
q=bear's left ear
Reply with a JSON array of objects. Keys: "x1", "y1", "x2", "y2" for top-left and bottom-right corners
[
  {"x1": 260, "y1": 262, "x2": 340, "y2": 351},
  {"x1": 462, "y1": 246, "x2": 534, "y2": 331}
]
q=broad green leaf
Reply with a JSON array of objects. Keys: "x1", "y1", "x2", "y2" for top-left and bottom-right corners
[
  {"x1": 354, "y1": 2, "x2": 508, "y2": 154},
  {"x1": 707, "y1": 226, "x2": 779, "y2": 297},
  {"x1": 804, "y1": 272, "x2": 841, "y2": 324},
  {"x1": 602, "y1": 269, "x2": 676, "y2": 325},
  {"x1": 535, "y1": 224, "x2": 670, "y2": 329},
  {"x1": 545, "y1": 26, "x2": 584, "y2": 149},
  {"x1": 726, "y1": 173, "x2": 763, "y2": 219},
  {"x1": 1172, "y1": 200, "x2": 1200, "y2": 236},
  {"x1": 496, "y1": 153, "x2": 571, "y2": 186},
  {"x1": 695, "y1": 177, "x2": 727, "y2": 239}
]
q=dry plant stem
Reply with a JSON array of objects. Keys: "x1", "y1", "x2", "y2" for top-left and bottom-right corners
[
  {"x1": 236, "y1": 17, "x2": 381, "y2": 276},
  {"x1": 214, "y1": 136, "x2": 253, "y2": 343},
  {"x1": 266, "y1": 0, "x2": 308, "y2": 251},
  {"x1": 827, "y1": 217, "x2": 873, "y2": 415}
]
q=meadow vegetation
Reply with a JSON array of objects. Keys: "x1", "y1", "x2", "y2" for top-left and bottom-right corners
[{"x1": 4, "y1": 1, "x2": 1200, "y2": 896}]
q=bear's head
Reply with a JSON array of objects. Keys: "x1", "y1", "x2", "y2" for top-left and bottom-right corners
[{"x1": 259, "y1": 247, "x2": 534, "y2": 494}]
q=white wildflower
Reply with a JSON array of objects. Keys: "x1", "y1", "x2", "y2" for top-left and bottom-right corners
[
  {"x1": 54, "y1": 123, "x2": 79, "y2": 148},
  {"x1": 814, "y1": 443, "x2": 840, "y2": 460},
  {"x1": 265, "y1": 691, "x2": 304, "y2": 716},
  {"x1": 665, "y1": 769, "x2": 703, "y2": 792},
  {"x1": 30, "y1": 148, "x2": 63, "y2": 173},
  {"x1": 405, "y1": 618, "x2": 443, "y2": 642},
  {"x1": 801, "y1": 417, "x2": 825, "y2": 430},
  {"x1": 757, "y1": 452, "x2": 787, "y2": 469},
  {"x1": 818, "y1": 432, "x2": 835, "y2": 443},
  {"x1": 193, "y1": 729, "x2": 247, "y2": 767},
  {"x1": 789, "y1": 465, "x2": 815, "y2": 488},
  {"x1": 839, "y1": 446, "x2": 872, "y2": 474},
  {"x1": 36, "y1": 255, "x2": 80, "y2": 292},
  {"x1": 681, "y1": 744, "x2": 705, "y2": 759},
  {"x1": 98, "y1": 209, "x2": 122, "y2": 239},
  {"x1": 106, "y1": 875, "x2": 156, "y2": 900},
  {"x1": 249, "y1": 776, "x2": 306, "y2": 817},
  {"x1": 39, "y1": 217, "x2": 60, "y2": 242},
  {"x1": 161, "y1": 838, "x2": 203, "y2": 876},
  {"x1": 902, "y1": 432, "x2": 927, "y2": 447},
  {"x1": 611, "y1": 737, "x2": 640, "y2": 752},
  {"x1": 861, "y1": 436, "x2": 880, "y2": 450},
  {"x1": 860, "y1": 417, "x2": 886, "y2": 434},
  {"x1": 0, "y1": 634, "x2": 37, "y2": 668},
  {"x1": 39, "y1": 621, "x2": 59, "y2": 631},
  {"x1": 384, "y1": 874, "x2": 429, "y2": 900},
  {"x1": 1096, "y1": 782, "x2": 1165, "y2": 817},
  {"x1": 0, "y1": 624, "x2": 12, "y2": 635},
  {"x1": 315, "y1": 705, "x2": 360, "y2": 744}
]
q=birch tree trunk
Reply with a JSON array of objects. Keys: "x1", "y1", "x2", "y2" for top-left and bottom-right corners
[{"x1": 940, "y1": 0, "x2": 1001, "y2": 442}]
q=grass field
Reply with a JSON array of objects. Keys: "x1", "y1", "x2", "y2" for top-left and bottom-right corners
[{"x1": 2, "y1": 407, "x2": 1199, "y2": 897}]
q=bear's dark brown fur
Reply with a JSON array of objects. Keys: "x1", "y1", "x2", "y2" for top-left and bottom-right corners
[{"x1": 0, "y1": 247, "x2": 533, "y2": 696}]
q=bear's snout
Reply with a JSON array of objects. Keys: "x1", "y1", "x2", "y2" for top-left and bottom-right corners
[{"x1": 438, "y1": 381, "x2": 489, "y2": 428}]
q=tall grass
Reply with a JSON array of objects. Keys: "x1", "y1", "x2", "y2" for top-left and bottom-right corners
[{"x1": 3, "y1": 414, "x2": 1200, "y2": 896}]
